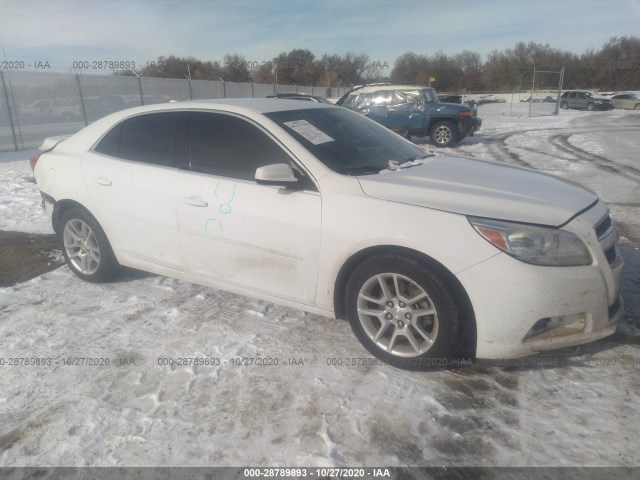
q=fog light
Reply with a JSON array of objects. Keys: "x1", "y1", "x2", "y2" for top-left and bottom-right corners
[{"x1": 523, "y1": 314, "x2": 586, "y2": 341}]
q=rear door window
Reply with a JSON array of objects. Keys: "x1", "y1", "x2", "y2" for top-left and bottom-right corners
[{"x1": 94, "y1": 112, "x2": 188, "y2": 167}]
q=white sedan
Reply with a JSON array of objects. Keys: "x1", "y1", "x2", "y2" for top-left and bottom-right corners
[{"x1": 32, "y1": 98, "x2": 624, "y2": 369}]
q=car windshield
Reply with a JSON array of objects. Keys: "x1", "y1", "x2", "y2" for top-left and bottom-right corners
[{"x1": 265, "y1": 107, "x2": 429, "y2": 175}]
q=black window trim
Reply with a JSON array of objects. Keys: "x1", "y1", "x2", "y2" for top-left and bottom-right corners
[
  {"x1": 90, "y1": 110, "x2": 188, "y2": 170},
  {"x1": 90, "y1": 108, "x2": 320, "y2": 192},
  {"x1": 185, "y1": 109, "x2": 319, "y2": 192}
]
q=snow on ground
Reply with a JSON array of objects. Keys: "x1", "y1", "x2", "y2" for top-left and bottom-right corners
[
  {"x1": 1, "y1": 106, "x2": 640, "y2": 467},
  {"x1": 0, "y1": 150, "x2": 53, "y2": 234}
]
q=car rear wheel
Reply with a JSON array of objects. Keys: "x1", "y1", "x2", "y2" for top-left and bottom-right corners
[
  {"x1": 635, "y1": 104, "x2": 640, "y2": 110},
  {"x1": 429, "y1": 121, "x2": 457, "y2": 148},
  {"x1": 586, "y1": 103, "x2": 594, "y2": 111},
  {"x1": 345, "y1": 254, "x2": 461, "y2": 370},
  {"x1": 59, "y1": 208, "x2": 120, "y2": 282}
]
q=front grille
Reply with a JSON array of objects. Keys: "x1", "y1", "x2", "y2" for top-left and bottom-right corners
[
  {"x1": 608, "y1": 296, "x2": 622, "y2": 318},
  {"x1": 604, "y1": 246, "x2": 617, "y2": 263},
  {"x1": 594, "y1": 213, "x2": 619, "y2": 267},
  {"x1": 595, "y1": 215, "x2": 612, "y2": 238}
]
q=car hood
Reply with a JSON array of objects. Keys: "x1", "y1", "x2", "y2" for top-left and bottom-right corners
[
  {"x1": 431, "y1": 102, "x2": 470, "y2": 112},
  {"x1": 357, "y1": 156, "x2": 597, "y2": 226}
]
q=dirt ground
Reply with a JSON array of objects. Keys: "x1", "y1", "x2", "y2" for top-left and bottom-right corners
[{"x1": 0, "y1": 230, "x2": 65, "y2": 287}]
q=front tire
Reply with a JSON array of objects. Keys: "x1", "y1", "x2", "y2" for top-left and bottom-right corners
[
  {"x1": 345, "y1": 254, "x2": 462, "y2": 370},
  {"x1": 586, "y1": 103, "x2": 594, "y2": 111},
  {"x1": 561, "y1": 102, "x2": 569, "y2": 110},
  {"x1": 59, "y1": 207, "x2": 120, "y2": 282},
  {"x1": 429, "y1": 121, "x2": 457, "y2": 148}
]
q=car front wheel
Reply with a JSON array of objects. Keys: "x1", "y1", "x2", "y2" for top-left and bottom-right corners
[
  {"x1": 561, "y1": 102, "x2": 569, "y2": 110},
  {"x1": 59, "y1": 208, "x2": 120, "y2": 282},
  {"x1": 345, "y1": 254, "x2": 462, "y2": 370},
  {"x1": 586, "y1": 103, "x2": 594, "y2": 111},
  {"x1": 635, "y1": 104, "x2": 640, "y2": 110},
  {"x1": 429, "y1": 121, "x2": 457, "y2": 148}
]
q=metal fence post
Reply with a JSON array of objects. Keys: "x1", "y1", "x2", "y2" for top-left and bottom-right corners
[
  {"x1": 75, "y1": 74, "x2": 89, "y2": 126},
  {"x1": 0, "y1": 70, "x2": 19, "y2": 151},
  {"x1": 251, "y1": 82, "x2": 254, "y2": 97},
  {"x1": 222, "y1": 81, "x2": 226, "y2": 98},
  {"x1": 188, "y1": 78, "x2": 193, "y2": 100},
  {"x1": 138, "y1": 75, "x2": 144, "y2": 105}
]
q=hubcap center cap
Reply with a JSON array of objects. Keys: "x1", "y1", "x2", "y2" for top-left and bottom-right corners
[{"x1": 385, "y1": 299, "x2": 413, "y2": 327}]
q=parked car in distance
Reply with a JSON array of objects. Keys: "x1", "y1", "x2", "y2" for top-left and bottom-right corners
[
  {"x1": 560, "y1": 90, "x2": 613, "y2": 111},
  {"x1": 19, "y1": 98, "x2": 84, "y2": 124},
  {"x1": 610, "y1": 93, "x2": 640, "y2": 110},
  {"x1": 266, "y1": 93, "x2": 333, "y2": 104},
  {"x1": 32, "y1": 99, "x2": 623, "y2": 370},
  {"x1": 336, "y1": 84, "x2": 481, "y2": 147}
]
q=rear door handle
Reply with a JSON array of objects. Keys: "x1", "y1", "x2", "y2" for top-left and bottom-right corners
[
  {"x1": 93, "y1": 177, "x2": 112, "y2": 186},
  {"x1": 183, "y1": 196, "x2": 208, "y2": 207}
]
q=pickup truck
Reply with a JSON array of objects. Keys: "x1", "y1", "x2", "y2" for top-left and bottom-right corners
[{"x1": 336, "y1": 84, "x2": 481, "y2": 147}]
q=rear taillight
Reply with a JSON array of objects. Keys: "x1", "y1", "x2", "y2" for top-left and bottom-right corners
[{"x1": 30, "y1": 152, "x2": 42, "y2": 171}]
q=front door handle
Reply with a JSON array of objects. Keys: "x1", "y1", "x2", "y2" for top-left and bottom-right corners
[
  {"x1": 93, "y1": 177, "x2": 112, "y2": 186},
  {"x1": 183, "y1": 196, "x2": 208, "y2": 207}
]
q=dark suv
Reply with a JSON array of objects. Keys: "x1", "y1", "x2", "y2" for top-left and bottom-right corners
[
  {"x1": 336, "y1": 84, "x2": 481, "y2": 147},
  {"x1": 560, "y1": 90, "x2": 613, "y2": 111}
]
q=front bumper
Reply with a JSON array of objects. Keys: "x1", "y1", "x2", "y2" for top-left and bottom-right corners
[
  {"x1": 461, "y1": 116, "x2": 482, "y2": 136},
  {"x1": 457, "y1": 201, "x2": 623, "y2": 360}
]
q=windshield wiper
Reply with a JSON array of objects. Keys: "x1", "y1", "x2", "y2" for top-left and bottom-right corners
[
  {"x1": 339, "y1": 165, "x2": 385, "y2": 175},
  {"x1": 406, "y1": 153, "x2": 435, "y2": 162},
  {"x1": 385, "y1": 155, "x2": 433, "y2": 171}
]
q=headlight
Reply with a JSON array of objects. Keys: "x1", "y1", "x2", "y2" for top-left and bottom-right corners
[{"x1": 468, "y1": 217, "x2": 592, "y2": 266}]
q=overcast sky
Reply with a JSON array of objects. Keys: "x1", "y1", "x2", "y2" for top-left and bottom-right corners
[{"x1": 1, "y1": 0, "x2": 639, "y2": 72}]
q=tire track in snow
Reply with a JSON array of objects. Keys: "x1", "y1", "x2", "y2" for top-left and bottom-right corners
[{"x1": 548, "y1": 131, "x2": 640, "y2": 182}]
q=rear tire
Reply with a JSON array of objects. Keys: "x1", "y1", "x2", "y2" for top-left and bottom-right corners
[
  {"x1": 635, "y1": 104, "x2": 640, "y2": 110},
  {"x1": 345, "y1": 254, "x2": 462, "y2": 370},
  {"x1": 586, "y1": 103, "x2": 594, "y2": 111},
  {"x1": 59, "y1": 207, "x2": 120, "y2": 282}
]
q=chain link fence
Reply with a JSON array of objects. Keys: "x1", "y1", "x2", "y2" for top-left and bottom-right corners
[
  {"x1": 0, "y1": 70, "x2": 351, "y2": 152},
  {"x1": 436, "y1": 90, "x2": 564, "y2": 117}
]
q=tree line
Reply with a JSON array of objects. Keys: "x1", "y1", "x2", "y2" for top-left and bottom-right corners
[{"x1": 117, "y1": 36, "x2": 639, "y2": 92}]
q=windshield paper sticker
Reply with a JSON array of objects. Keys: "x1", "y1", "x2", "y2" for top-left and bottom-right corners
[{"x1": 283, "y1": 120, "x2": 334, "y2": 145}]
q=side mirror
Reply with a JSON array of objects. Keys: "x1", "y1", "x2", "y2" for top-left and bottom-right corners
[{"x1": 255, "y1": 163, "x2": 298, "y2": 186}]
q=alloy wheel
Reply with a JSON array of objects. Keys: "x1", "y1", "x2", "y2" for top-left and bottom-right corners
[
  {"x1": 63, "y1": 219, "x2": 101, "y2": 275},
  {"x1": 356, "y1": 273, "x2": 439, "y2": 357},
  {"x1": 433, "y1": 125, "x2": 452, "y2": 145}
]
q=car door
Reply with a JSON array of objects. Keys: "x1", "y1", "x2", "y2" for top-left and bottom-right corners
[
  {"x1": 83, "y1": 111, "x2": 188, "y2": 270},
  {"x1": 177, "y1": 111, "x2": 321, "y2": 304}
]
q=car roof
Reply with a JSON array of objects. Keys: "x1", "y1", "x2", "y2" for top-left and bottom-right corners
[
  {"x1": 347, "y1": 85, "x2": 432, "y2": 94},
  {"x1": 54, "y1": 98, "x2": 335, "y2": 154},
  {"x1": 181, "y1": 97, "x2": 333, "y2": 112},
  {"x1": 268, "y1": 92, "x2": 316, "y2": 97}
]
